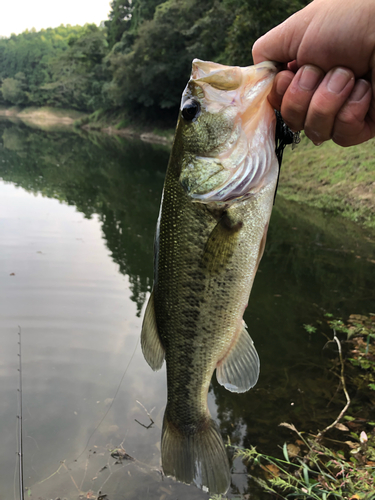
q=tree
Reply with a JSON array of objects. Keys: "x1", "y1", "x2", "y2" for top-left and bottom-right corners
[
  {"x1": 105, "y1": 0, "x2": 133, "y2": 49},
  {"x1": 223, "y1": 0, "x2": 310, "y2": 66},
  {"x1": 1, "y1": 74, "x2": 28, "y2": 105},
  {"x1": 104, "y1": 0, "x2": 219, "y2": 117},
  {"x1": 43, "y1": 25, "x2": 110, "y2": 111}
]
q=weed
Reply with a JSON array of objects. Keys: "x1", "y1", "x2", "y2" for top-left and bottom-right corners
[{"x1": 221, "y1": 314, "x2": 375, "y2": 500}]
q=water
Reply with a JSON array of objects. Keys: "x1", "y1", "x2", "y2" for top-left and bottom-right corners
[{"x1": 0, "y1": 119, "x2": 374, "y2": 499}]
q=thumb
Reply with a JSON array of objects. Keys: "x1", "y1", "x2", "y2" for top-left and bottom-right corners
[{"x1": 252, "y1": 9, "x2": 311, "y2": 65}]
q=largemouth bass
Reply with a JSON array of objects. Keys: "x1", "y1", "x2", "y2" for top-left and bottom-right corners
[{"x1": 141, "y1": 59, "x2": 288, "y2": 493}]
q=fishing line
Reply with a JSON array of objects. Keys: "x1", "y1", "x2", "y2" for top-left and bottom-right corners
[{"x1": 73, "y1": 336, "x2": 140, "y2": 463}]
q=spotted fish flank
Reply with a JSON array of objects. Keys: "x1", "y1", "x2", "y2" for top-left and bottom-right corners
[{"x1": 141, "y1": 59, "x2": 280, "y2": 494}]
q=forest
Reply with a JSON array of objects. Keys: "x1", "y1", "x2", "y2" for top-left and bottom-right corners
[{"x1": 0, "y1": 0, "x2": 309, "y2": 122}]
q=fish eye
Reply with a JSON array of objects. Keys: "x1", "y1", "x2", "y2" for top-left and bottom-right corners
[{"x1": 181, "y1": 99, "x2": 200, "y2": 121}]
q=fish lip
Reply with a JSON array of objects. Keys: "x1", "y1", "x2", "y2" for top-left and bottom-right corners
[{"x1": 252, "y1": 60, "x2": 279, "y2": 73}]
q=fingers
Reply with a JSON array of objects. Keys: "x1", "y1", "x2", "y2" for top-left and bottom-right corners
[
  {"x1": 277, "y1": 66, "x2": 358, "y2": 144},
  {"x1": 267, "y1": 70, "x2": 294, "y2": 111},
  {"x1": 279, "y1": 65, "x2": 326, "y2": 133},
  {"x1": 332, "y1": 79, "x2": 373, "y2": 146},
  {"x1": 303, "y1": 67, "x2": 355, "y2": 144}
]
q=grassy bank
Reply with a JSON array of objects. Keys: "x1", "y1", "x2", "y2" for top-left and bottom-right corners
[{"x1": 280, "y1": 135, "x2": 375, "y2": 230}]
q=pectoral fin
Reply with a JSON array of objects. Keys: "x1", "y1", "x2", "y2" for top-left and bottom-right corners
[
  {"x1": 141, "y1": 290, "x2": 165, "y2": 371},
  {"x1": 202, "y1": 213, "x2": 243, "y2": 274},
  {"x1": 216, "y1": 322, "x2": 259, "y2": 392}
]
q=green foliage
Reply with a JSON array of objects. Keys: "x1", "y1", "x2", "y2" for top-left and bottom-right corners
[
  {"x1": 105, "y1": 0, "x2": 133, "y2": 48},
  {"x1": 303, "y1": 324, "x2": 317, "y2": 334},
  {"x1": 101, "y1": 0, "x2": 311, "y2": 117},
  {"x1": 223, "y1": 0, "x2": 310, "y2": 66},
  {"x1": 234, "y1": 426, "x2": 375, "y2": 500},
  {"x1": 43, "y1": 24, "x2": 110, "y2": 111},
  {"x1": 1, "y1": 75, "x2": 28, "y2": 105},
  {"x1": 105, "y1": 0, "x2": 164, "y2": 49},
  {"x1": 307, "y1": 313, "x2": 375, "y2": 400},
  {"x1": 104, "y1": 0, "x2": 217, "y2": 116},
  {"x1": 0, "y1": 26, "x2": 84, "y2": 95},
  {"x1": 0, "y1": 1, "x2": 320, "y2": 119}
]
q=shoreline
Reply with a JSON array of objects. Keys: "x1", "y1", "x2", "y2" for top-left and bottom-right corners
[
  {"x1": 0, "y1": 106, "x2": 86, "y2": 125},
  {"x1": 0, "y1": 106, "x2": 373, "y2": 230},
  {"x1": 0, "y1": 106, "x2": 174, "y2": 144}
]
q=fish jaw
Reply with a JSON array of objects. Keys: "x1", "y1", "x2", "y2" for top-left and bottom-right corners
[{"x1": 178, "y1": 60, "x2": 278, "y2": 204}]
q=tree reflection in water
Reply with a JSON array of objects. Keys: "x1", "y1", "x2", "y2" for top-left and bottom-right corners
[{"x1": 1, "y1": 120, "x2": 374, "y2": 498}]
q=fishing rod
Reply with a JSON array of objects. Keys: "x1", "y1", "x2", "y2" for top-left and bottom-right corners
[{"x1": 17, "y1": 327, "x2": 24, "y2": 500}]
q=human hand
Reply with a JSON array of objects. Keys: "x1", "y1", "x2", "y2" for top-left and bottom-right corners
[{"x1": 252, "y1": 0, "x2": 375, "y2": 147}]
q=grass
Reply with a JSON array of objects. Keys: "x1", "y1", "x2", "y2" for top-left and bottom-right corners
[
  {"x1": 280, "y1": 135, "x2": 375, "y2": 229},
  {"x1": 232, "y1": 427, "x2": 375, "y2": 500},
  {"x1": 210, "y1": 314, "x2": 375, "y2": 500}
]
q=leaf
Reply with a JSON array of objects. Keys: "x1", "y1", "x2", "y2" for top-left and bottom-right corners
[
  {"x1": 283, "y1": 442, "x2": 290, "y2": 462},
  {"x1": 335, "y1": 423, "x2": 349, "y2": 431},
  {"x1": 350, "y1": 447, "x2": 361, "y2": 454},
  {"x1": 287, "y1": 443, "x2": 300, "y2": 458},
  {"x1": 344, "y1": 416, "x2": 356, "y2": 421},
  {"x1": 302, "y1": 465, "x2": 310, "y2": 486},
  {"x1": 264, "y1": 464, "x2": 280, "y2": 477},
  {"x1": 345, "y1": 441, "x2": 359, "y2": 449}
]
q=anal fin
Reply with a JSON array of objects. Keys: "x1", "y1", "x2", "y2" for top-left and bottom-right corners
[
  {"x1": 216, "y1": 322, "x2": 259, "y2": 393},
  {"x1": 141, "y1": 290, "x2": 165, "y2": 371}
]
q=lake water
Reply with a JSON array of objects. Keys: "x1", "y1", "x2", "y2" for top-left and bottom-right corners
[{"x1": 0, "y1": 119, "x2": 374, "y2": 500}]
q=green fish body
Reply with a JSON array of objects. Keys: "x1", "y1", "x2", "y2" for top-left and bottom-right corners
[{"x1": 141, "y1": 59, "x2": 278, "y2": 493}]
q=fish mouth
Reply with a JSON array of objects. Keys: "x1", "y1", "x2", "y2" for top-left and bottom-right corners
[{"x1": 181, "y1": 60, "x2": 278, "y2": 204}]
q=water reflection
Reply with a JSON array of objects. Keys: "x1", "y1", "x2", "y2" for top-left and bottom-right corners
[
  {"x1": 0, "y1": 121, "x2": 168, "y2": 315},
  {"x1": 0, "y1": 120, "x2": 374, "y2": 499}
]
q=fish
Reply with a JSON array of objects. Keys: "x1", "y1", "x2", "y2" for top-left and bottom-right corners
[{"x1": 141, "y1": 59, "x2": 289, "y2": 494}]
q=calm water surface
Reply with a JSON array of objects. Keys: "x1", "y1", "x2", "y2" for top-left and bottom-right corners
[{"x1": 0, "y1": 120, "x2": 374, "y2": 499}]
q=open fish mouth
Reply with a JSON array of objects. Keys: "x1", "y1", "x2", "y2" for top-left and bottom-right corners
[{"x1": 179, "y1": 59, "x2": 278, "y2": 204}]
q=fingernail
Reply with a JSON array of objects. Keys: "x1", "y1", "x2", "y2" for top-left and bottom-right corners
[
  {"x1": 298, "y1": 65, "x2": 322, "y2": 91},
  {"x1": 349, "y1": 79, "x2": 370, "y2": 102},
  {"x1": 327, "y1": 68, "x2": 352, "y2": 94}
]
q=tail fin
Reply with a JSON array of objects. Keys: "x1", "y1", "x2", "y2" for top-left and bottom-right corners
[{"x1": 161, "y1": 413, "x2": 231, "y2": 494}]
